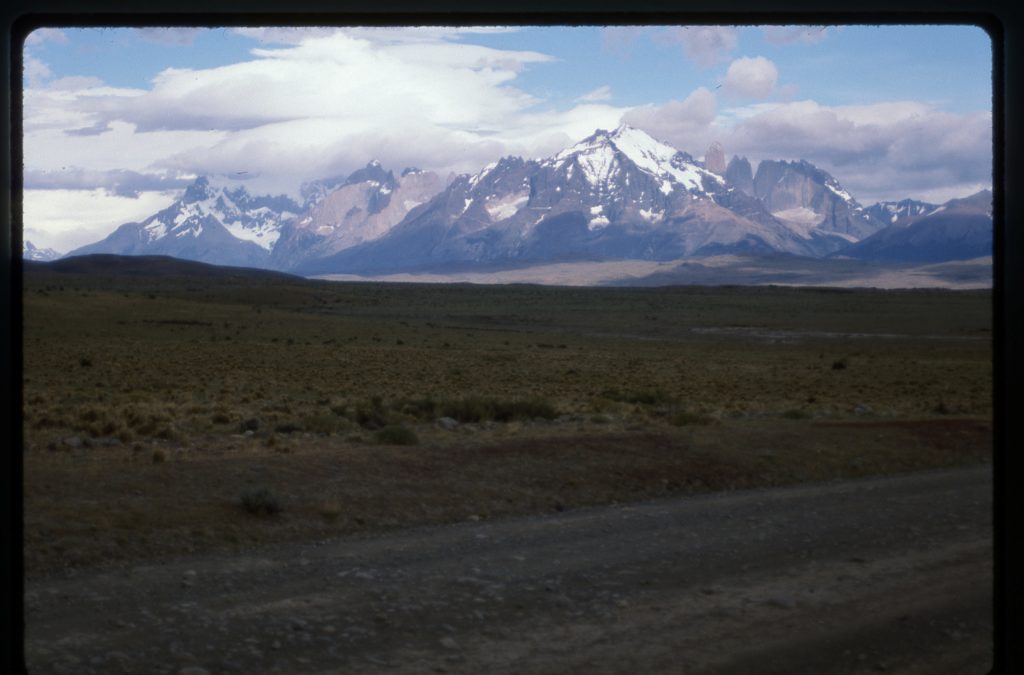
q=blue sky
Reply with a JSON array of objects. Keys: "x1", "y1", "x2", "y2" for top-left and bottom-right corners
[{"x1": 21, "y1": 24, "x2": 993, "y2": 251}]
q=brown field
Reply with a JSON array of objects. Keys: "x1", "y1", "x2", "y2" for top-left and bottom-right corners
[{"x1": 22, "y1": 260, "x2": 993, "y2": 577}]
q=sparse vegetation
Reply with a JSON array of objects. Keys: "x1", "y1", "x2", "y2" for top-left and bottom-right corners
[
  {"x1": 669, "y1": 411, "x2": 716, "y2": 426},
  {"x1": 21, "y1": 266, "x2": 992, "y2": 575},
  {"x1": 373, "y1": 424, "x2": 420, "y2": 446},
  {"x1": 240, "y1": 487, "x2": 283, "y2": 516},
  {"x1": 439, "y1": 396, "x2": 558, "y2": 423}
]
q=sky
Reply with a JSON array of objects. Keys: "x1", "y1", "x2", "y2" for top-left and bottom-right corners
[{"x1": 21, "y1": 24, "x2": 993, "y2": 252}]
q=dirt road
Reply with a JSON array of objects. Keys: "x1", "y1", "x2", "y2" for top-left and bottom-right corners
[{"x1": 24, "y1": 465, "x2": 993, "y2": 674}]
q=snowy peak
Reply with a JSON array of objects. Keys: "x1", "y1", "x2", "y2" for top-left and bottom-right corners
[
  {"x1": 141, "y1": 176, "x2": 301, "y2": 252},
  {"x1": 182, "y1": 176, "x2": 216, "y2": 204},
  {"x1": 344, "y1": 160, "x2": 398, "y2": 191},
  {"x1": 863, "y1": 199, "x2": 939, "y2": 226},
  {"x1": 23, "y1": 240, "x2": 62, "y2": 261},
  {"x1": 838, "y1": 191, "x2": 992, "y2": 263},
  {"x1": 544, "y1": 124, "x2": 720, "y2": 196}
]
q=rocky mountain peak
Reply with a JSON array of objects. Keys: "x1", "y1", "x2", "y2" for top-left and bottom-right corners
[
  {"x1": 182, "y1": 176, "x2": 215, "y2": 204},
  {"x1": 345, "y1": 160, "x2": 397, "y2": 190},
  {"x1": 704, "y1": 142, "x2": 727, "y2": 176},
  {"x1": 725, "y1": 156, "x2": 754, "y2": 195}
]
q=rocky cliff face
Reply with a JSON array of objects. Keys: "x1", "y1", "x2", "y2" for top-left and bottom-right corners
[
  {"x1": 269, "y1": 163, "x2": 443, "y2": 269},
  {"x1": 704, "y1": 142, "x2": 727, "y2": 176},
  {"x1": 297, "y1": 126, "x2": 826, "y2": 275},
  {"x1": 724, "y1": 156, "x2": 755, "y2": 196},
  {"x1": 61, "y1": 126, "x2": 989, "y2": 275},
  {"x1": 753, "y1": 159, "x2": 885, "y2": 240}
]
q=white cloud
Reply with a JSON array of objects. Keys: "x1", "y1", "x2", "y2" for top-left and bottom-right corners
[
  {"x1": 22, "y1": 189, "x2": 177, "y2": 252},
  {"x1": 600, "y1": 26, "x2": 647, "y2": 56},
  {"x1": 576, "y1": 85, "x2": 612, "y2": 103},
  {"x1": 723, "y1": 56, "x2": 778, "y2": 99},
  {"x1": 624, "y1": 94, "x2": 991, "y2": 204},
  {"x1": 232, "y1": 26, "x2": 520, "y2": 46},
  {"x1": 24, "y1": 28, "x2": 69, "y2": 47},
  {"x1": 133, "y1": 28, "x2": 202, "y2": 46},
  {"x1": 22, "y1": 27, "x2": 634, "y2": 245},
  {"x1": 760, "y1": 26, "x2": 829, "y2": 46},
  {"x1": 622, "y1": 87, "x2": 718, "y2": 151},
  {"x1": 654, "y1": 26, "x2": 738, "y2": 67},
  {"x1": 23, "y1": 56, "x2": 52, "y2": 87}
]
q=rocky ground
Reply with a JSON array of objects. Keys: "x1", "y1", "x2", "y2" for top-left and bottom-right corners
[{"x1": 24, "y1": 465, "x2": 992, "y2": 674}]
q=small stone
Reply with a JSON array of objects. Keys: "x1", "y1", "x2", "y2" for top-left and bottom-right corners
[
  {"x1": 62, "y1": 436, "x2": 83, "y2": 448},
  {"x1": 178, "y1": 668, "x2": 211, "y2": 675},
  {"x1": 439, "y1": 636, "x2": 460, "y2": 650},
  {"x1": 436, "y1": 417, "x2": 459, "y2": 431},
  {"x1": 766, "y1": 595, "x2": 797, "y2": 609}
]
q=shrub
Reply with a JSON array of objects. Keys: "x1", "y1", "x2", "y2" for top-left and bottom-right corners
[
  {"x1": 240, "y1": 487, "x2": 283, "y2": 516},
  {"x1": 396, "y1": 397, "x2": 438, "y2": 421},
  {"x1": 318, "y1": 500, "x2": 343, "y2": 522},
  {"x1": 600, "y1": 389, "x2": 673, "y2": 406},
  {"x1": 669, "y1": 411, "x2": 715, "y2": 427},
  {"x1": 439, "y1": 396, "x2": 558, "y2": 423},
  {"x1": 274, "y1": 421, "x2": 303, "y2": 434},
  {"x1": 354, "y1": 398, "x2": 389, "y2": 430},
  {"x1": 301, "y1": 413, "x2": 353, "y2": 435},
  {"x1": 832, "y1": 358, "x2": 848, "y2": 371},
  {"x1": 373, "y1": 424, "x2": 420, "y2": 446}
]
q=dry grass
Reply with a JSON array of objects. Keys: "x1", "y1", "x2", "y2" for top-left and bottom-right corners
[
  {"x1": 23, "y1": 417, "x2": 990, "y2": 577},
  {"x1": 21, "y1": 267, "x2": 993, "y2": 577}
]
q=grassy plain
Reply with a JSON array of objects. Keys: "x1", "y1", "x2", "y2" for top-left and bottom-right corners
[{"x1": 22, "y1": 257, "x2": 992, "y2": 576}]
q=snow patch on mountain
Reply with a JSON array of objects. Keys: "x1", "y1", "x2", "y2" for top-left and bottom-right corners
[
  {"x1": 546, "y1": 124, "x2": 719, "y2": 197},
  {"x1": 772, "y1": 207, "x2": 823, "y2": 238},
  {"x1": 222, "y1": 215, "x2": 282, "y2": 250},
  {"x1": 23, "y1": 241, "x2": 63, "y2": 261},
  {"x1": 485, "y1": 192, "x2": 529, "y2": 221}
]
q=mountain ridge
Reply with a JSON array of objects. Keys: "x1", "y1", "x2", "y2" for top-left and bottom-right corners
[{"x1": 53, "y1": 125, "x2": 991, "y2": 280}]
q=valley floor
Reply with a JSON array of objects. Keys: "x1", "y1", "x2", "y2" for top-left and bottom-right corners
[
  {"x1": 24, "y1": 465, "x2": 993, "y2": 674},
  {"x1": 19, "y1": 261, "x2": 995, "y2": 671}
]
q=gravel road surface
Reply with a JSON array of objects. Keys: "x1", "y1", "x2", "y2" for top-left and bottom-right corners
[{"x1": 24, "y1": 465, "x2": 993, "y2": 674}]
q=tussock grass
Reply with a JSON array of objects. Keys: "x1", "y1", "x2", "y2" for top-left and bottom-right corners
[
  {"x1": 373, "y1": 424, "x2": 419, "y2": 446},
  {"x1": 439, "y1": 396, "x2": 558, "y2": 423},
  {"x1": 240, "y1": 487, "x2": 283, "y2": 516},
  {"x1": 21, "y1": 268, "x2": 992, "y2": 575}
]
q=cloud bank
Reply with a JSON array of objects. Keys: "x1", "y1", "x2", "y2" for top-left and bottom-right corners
[
  {"x1": 21, "y1": 26, "x2": 992, "y2": 250},
  {"x1": 626, "y1": 95, "x2": 992, "y2": 204}
]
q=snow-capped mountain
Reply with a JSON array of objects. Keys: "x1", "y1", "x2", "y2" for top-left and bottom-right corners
[
  {"x1": 64, "y1": 125, "x2": 991, "y2": 277},
  {"x1": 298, "y1": 125, "x2": 837, "y2": 275},
  {"x1": 751, "y1": 159, "x2": 887, "y2": 243},
  {"x1": 836, "y1": 190, "x2": 992, "y2": 263},
  {"x1": 66, "y1": 164, "x2": 442, "y2": 271},
  {"x1": 862, "y1": 199, "x2": 939, "y2": 227},
  {"x1": 269, "y1": 161, "x2": 442, "y2": 270},
  {"x1": 66, "y1": 177, "x2": 302, "y2": 268},
  {"x1": 23, "y1": 240, "x2": 62, "y2": 261}
]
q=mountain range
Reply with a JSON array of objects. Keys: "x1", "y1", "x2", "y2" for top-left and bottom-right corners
[{"x1": 49, "y1": 124, "x2": 991, "y2": 281}]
